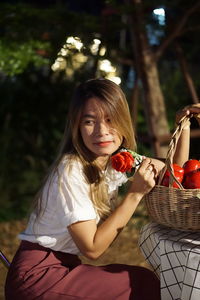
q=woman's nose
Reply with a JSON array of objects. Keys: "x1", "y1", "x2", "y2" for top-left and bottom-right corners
[{"x1": 95, "y1": 121, "x2": 109, "y2": 136}]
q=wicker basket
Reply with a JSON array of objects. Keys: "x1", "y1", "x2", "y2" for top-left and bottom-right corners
[{"x1": 145, "y1": 115, "x2": 200, "y2": 231}]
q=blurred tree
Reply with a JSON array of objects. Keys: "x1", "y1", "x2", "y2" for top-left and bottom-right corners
[
  {"x1": 120, "y1": 0, "x2": 200, "y2": 156},
  {"x1": 0, "y1": 0, "x2": 199, "y2": 220}
]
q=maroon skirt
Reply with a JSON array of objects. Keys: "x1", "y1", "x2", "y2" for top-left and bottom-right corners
[{"x1": 5, "y1": 241, "x2": 161, "y2": 300}]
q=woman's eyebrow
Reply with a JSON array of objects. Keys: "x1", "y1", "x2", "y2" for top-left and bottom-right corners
[{"x1": 82, "y1": 114, "x2": 96, "y2": 119}]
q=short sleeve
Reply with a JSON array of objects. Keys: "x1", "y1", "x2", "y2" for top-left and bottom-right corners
[{"x1": 58, "y1": 161, "x2": 98, "y2": 227}]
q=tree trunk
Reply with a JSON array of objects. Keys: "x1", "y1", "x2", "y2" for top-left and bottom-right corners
[
  {"x1": 130, "y1": 76, "x2": 139, "y2": 131},
  {"x1": 175, "y1": 42, "x2": 199, "y2": 104},
  {"x1": 130, "y1": 0, "x2": 170, "y2": 157}
]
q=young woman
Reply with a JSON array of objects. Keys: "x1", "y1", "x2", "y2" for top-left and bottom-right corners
[{"x1": 5, "y1": 78, "x2": 200, "y2": 300}]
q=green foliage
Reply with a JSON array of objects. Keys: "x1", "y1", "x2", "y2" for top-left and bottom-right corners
[
  {"x1": 0, "y1": 2, "x2": 106, "y2": 221},
  {"x1": 0, "y1": 69, "x2": 72, "y2": 220},
  {"x1": 0, "y1": 40, "x2": 50, "y2": 76},
  {"x1": 0, "y1": 0, "x2": 200, "y2": 221},
  {"x1": 0, "y1": 2, "x2": 101, "y2": 76}
]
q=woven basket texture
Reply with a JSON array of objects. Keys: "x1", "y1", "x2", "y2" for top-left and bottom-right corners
[
  {"x1": 145, "y1": 114, "x2": 200, "y2": 231},
  {"x1": 145, "y1": 185, "x2": 200, "y2": 231}
]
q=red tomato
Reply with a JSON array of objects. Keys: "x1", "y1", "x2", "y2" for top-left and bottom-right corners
[
  {"x1": 161, "y1": 171, "x2": 184, "y2": 188},
  {"x1": 165, "y1": 164, "x2": 184, "y2": 177},
  {"x1": 183, "y1": 170, "x2": 200, "y2": 189},
  {"x1": 183, "y1": 159, "x2": 200, "y2": 175}
]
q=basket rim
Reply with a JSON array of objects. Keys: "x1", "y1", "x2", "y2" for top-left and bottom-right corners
[{"x1": 153, "y1": 184, "x2": 200, "y2": 191}]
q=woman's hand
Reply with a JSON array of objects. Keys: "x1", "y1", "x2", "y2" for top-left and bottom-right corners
[
  {"x1": 174, "y1": 103, "x2": 200, "y2": 166},
  {"x1": 128, "y1": 158, "x2": 158, "y2": 196},
  {"x1": 176, "y1": 103, "x2": 200, "y2": 126}
]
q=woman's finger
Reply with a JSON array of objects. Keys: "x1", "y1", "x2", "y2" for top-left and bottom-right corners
[
  {"x1": 176, "y1": 104, "x2": 200, "y2": 125},
  {"x1": 139, "y1": 158, "x2": 152, "y2": 170},
  {"x1": 176, "y1": 108, "x2": 190, "y2": 123}
]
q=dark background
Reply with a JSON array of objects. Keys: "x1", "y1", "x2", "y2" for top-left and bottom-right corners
[{"x1": 0, "y1": 0, "x2": 200, "y2": 220}]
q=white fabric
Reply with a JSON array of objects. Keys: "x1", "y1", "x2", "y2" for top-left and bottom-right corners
[{"x1": 19, "y1": 155, "x2": 129, "y2": 255}]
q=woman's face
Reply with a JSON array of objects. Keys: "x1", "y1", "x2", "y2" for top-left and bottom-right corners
[{"x1": 80, "y1": 97, "x2": 122, "y2": 165}]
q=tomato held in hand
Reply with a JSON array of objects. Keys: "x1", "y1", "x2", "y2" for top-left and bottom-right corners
[
  {"x1": 183, "y1": 170, "x2": 200, "y2": 189},
  {"x1": 183, "y1": 159, "x2": 200, "y2": 175}
]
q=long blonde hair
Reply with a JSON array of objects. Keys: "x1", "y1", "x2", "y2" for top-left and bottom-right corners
[{"x1": 34, "y1": 78, "x2": 136, "y2": 219}]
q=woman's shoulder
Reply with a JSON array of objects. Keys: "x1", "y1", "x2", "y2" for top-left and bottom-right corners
[
  {"x1": 61, "y1": 154, "x2": 82, "y2": 169},
  {"x1": 58, "y1": 154, "x2": 86, "y2": 183}
]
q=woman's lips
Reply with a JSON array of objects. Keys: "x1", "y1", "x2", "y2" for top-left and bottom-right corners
[{"x1": 94, "y1": 141, "x2": 113, "y2": 147}]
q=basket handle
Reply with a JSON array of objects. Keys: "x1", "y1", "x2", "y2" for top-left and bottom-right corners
[{"x1": 157, "y1": 115, "x2": 192, "y2": 189}]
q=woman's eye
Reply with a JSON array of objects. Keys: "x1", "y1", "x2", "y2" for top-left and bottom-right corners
[{"x1": 84, "y1": 119, "x2": 95, "y2": 125}]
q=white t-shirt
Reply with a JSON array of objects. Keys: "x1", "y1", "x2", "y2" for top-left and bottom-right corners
[{"x1": 19, "y1": 156, "x2": 129, "y2": 255}]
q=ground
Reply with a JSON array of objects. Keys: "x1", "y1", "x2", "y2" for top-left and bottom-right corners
[{"x1": 0, "y1": 203, "x2": 150, "y2": 300}]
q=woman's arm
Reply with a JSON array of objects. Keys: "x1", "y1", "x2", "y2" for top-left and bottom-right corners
[
  {"x1": 68, "y1": 158, "x2": 156, "y2": 260},
  {"x1": 173, "y1": 104, "x2": 200, "y2": 166},
  {"x1": 150, "y1": 105, "x2": 200, "y2": 168},
  {"x1": 173, "y1": 127, "x2": 190, "y2": 166}
]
